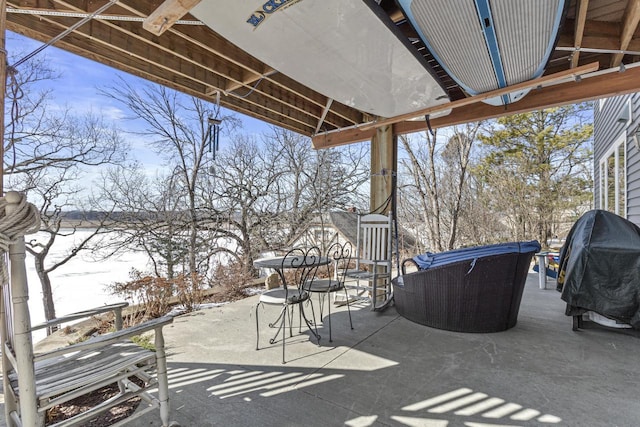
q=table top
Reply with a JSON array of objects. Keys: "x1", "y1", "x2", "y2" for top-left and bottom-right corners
[{"x1": 253, "y1": 255, "x2": 330, "y2": 270}]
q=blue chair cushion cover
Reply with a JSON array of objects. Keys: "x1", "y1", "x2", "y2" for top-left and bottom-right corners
[{"x1": 412, "y1": 240, "x2": 541, "y2": 270}]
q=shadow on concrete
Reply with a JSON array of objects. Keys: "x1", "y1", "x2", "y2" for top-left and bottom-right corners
[{"x1": 4, "y1": 274, "x2": 640, "y2": 427}]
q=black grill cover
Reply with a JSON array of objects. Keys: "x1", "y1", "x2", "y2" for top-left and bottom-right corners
[{"x1": 557, "y1": 210, "x2": 640, "y2": 328}]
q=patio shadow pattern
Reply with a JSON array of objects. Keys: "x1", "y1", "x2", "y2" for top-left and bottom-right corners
[{"x1": 3, "y1": 273, "x2": 639, "y2": 426}]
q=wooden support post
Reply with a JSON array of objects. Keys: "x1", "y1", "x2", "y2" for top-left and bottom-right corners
[
  {"x1": 370, "y1": 126, "x2": 396, "y2": 302},
  {"x1": 6, "y1": 192, "x2": 39, "y2": 426},
  {"x1": 370, "y1": 125, "x2": 396, "y2": 215}
]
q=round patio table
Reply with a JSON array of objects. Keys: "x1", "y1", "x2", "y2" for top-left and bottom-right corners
[{"x1": 253, "y1": 251, "x2": 330, "y2": 348}]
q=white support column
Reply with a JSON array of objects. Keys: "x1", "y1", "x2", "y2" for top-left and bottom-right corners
[
  {"x1": 6, "y1": 192, "x2": 40, "y2": 426},
  {"x1": 1, "y1": 262, "x2": 16, "y2": 424},
  {"x1": 155, "y1": 327, "x2": 170, "y2": 426}
]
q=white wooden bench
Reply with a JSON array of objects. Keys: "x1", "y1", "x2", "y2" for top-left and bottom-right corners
[{"x1": 0, "y1": 191, "x2": 174, "y2": 426}]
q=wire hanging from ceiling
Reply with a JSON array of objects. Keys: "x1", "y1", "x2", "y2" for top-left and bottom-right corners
[
  {"x1": 7, "y1": 7, "x2": 204, "y2": 25},
  {"x1": 6, "y1": 0, "x2": 120, "y2": 173},
  {"x1": 10, "y1": 0, "x2": 119, "y2": 70}
]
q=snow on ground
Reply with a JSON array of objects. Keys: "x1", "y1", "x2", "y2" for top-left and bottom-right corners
[
  {"x1": 25, "y1": 229, "x2": 152, "y2": 342},
  {"x1": 23, "y1": 229, "x2": 257, "y2": 343}
]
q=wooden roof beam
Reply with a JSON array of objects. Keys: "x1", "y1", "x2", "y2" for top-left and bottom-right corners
[
  {"x1": 116, "y1": 1, "x2": 363, "y2": 127},
  {"x1": 45, "y1": 1, "x2": 354, "y2": 131},
  {"x1": 225, "y1": 68, "x2": 275, "y2": 93},
  {"x1": 611, "y1": 0, "x2": 640, "y2": 67},
  {"x1": 312, "y1": 65, "x2": 640, "y2": 149},
  {"x1": 7, "y1": 13, "x2": 323, "y2": 134},
  {"x1": 143, "y1": 0, "x2": 201, "y2": 36},
  {"x1": 571, "y1": 0, "x2": 589, "y2": 68}
]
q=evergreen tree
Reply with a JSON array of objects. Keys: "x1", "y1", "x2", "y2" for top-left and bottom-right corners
[{"x1": 476, "y1": 105, "x2": 593, "y2": 246}]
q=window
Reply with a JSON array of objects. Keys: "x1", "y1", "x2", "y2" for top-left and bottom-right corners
[
  {"x1": 598, "y1": 97, "x2": 608, "y2": 111},
  {"x1": 599, "y1": 133, "x2": 626, "y2": 216}
]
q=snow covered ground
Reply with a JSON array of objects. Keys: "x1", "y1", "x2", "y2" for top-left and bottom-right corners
[{"x1": 24, "y1": 229, "x2": 152, "y2": 342}]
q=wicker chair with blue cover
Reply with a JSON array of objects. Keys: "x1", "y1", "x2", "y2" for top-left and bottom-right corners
[{"x1": 394, "y1": 241, "x2": 540, "y2": 333}]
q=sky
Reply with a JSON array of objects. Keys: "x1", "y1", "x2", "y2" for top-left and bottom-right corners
[{"x1": 7, "y1": 31, "x2": 273, "y2": 172}]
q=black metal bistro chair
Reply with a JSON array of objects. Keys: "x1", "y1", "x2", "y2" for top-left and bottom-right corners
[
  {"x1": 255, "y1": 246, "x2": 323, "y2": 363},
  {"x1": 306, "y1": 242, "x2": 354, "y2": 342}
]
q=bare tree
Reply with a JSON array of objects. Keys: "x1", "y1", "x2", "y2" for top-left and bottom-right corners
[
  {"x1": 100, "y1": 79, "x2": 240, "y2": 277},
  {"x1": 21, "y1": 165, "x2": 116, "y2": 333},
  {"x1": 264, "y1": 127, "x2": 369, "y2": 246},
  {"x1": 92, "y1": 162, "x2": 193, "y2": 278},
  {"x1": 398, "y1": 123, "x2": 480, "y2": 251},
  {"x1": 200, "y1": 127, "x2": 369, "y2": 274},
  {"x1": 199, "y1": 133, "x2": 280, "y2": 273},
  {"x1": 98, "y1": 82, "x2": 368, "y2": 283},
  {"x1": 5, "y1": 53, "x2": 127, "y2": 328}
]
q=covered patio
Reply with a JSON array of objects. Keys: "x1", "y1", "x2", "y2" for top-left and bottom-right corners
[
  {"x1": 115, "y1": 273, "x2": 640, "y2": 427},
  {"x1": 3, "y1": 1, "x2": 640, "y2": 426}
]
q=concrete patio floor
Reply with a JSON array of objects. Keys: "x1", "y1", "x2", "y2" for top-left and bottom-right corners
[
  {"x1": 123, "y1": 273, "x2": 640, "y2": 427},
  {"x1": 2, "y1": 273, "x2": 639, "y2": 426}
]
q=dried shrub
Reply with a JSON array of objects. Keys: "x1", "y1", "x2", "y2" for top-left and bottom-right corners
[
  {"x1": 211, "y1": 261, "x2": 254, "y2": 301},
  {"x1": 109, "y1": 269, "x2": 173, "y2": 319},
  {"x1": 174, "y1": 272, "x2": 206, "y2": 312},
  {"x1": 109, "y1": 269, "x2": 208, "y2": 319}
]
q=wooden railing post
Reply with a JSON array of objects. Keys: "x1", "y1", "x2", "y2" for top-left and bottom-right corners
[
  {"x1": 155, "y1": 327, "x2": 170, "y2": 426},
  {"x1": 1, "y1": 256, "x2": 17, "y2": 425},
  {"x1": 6, "y1": 191, "x2": 40, "y2": 426}
]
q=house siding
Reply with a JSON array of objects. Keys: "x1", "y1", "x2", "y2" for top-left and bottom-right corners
[
  {"x1": 628, "y1": 93, "x2": 640, "y2": 225},
  {"x1": 593, "y1": 94, "x2": 640, "y2": 225}
]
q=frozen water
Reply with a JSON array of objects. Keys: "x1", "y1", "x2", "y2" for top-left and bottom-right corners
[{"x1": 24, "y1": 229, "x2": 152, "y2": 342}]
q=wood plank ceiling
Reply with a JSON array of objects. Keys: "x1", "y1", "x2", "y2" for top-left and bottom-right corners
[{"x1": 7, "y1": 0, "x2": 640, "y2": 148}]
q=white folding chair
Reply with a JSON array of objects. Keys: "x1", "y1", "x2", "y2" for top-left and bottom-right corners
[{"x1": 345, "y1": 213, "x2": 394, "y2": 310}]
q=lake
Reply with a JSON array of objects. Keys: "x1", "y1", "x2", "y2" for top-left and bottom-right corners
[{"x1": 24, "y1": 229, "x2": 152, "y2": 342}]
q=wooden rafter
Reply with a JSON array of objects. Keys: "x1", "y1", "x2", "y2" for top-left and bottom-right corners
[
  {"x1": 109, "y1": 2, "x2": 343, "y2": 128},
  {"x1": 571, "y1": 0, "x2": 589, "y2": 68},
  {"x1": 142, "y1": 0, "x2": 201, "y2": 36},
  {"x1": 7, "y1": 0, "x2": 364, "y2": 134},
  {"x1": 116, "y1": 1, "x2": 363, "y2": 127},
  {"x1": 611, "y1": 0, "x2": 640, "y2": 67},
  {"x1": 8, "y1": 13, "x2": 316, "y2": 133},
  {"x1": 225, "y1": 68, "x2": 275, "y2": 93},
  {"x1": 559, "y1": 19, "x2": 640, "y2": 52}
]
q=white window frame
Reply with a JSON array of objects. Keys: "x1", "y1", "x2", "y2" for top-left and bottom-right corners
[
  {"x1": 598, "y1": 97, "x2": 608, "y2": 111},
  {"x1": 599, "y1": 132, "x2": 627, "y2": 217}
]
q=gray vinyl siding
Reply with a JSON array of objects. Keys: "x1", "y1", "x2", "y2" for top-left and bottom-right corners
[
  {"x1": 593, "y1": 93, "x2": 640, "y2": 225},
  {"x1": 628, "y1": 93, "x2": 640, "y2": 225}
]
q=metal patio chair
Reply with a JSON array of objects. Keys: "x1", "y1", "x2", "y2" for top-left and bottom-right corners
[
  {"x1": 306, "y1": 241, "x2": 354, "y2": 342},
  {"x1": 255, "y1": 246, "x2": 323, "y2": 363}
]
